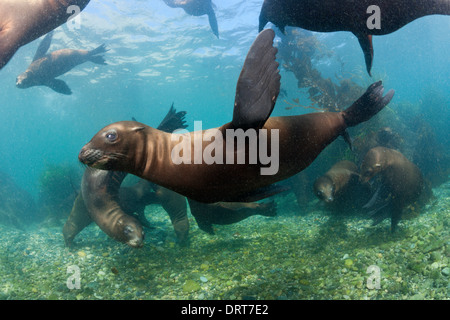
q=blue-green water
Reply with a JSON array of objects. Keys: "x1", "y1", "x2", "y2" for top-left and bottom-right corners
[{"x1": 0, "y1": 0, "x2": 448, "y2": 301}]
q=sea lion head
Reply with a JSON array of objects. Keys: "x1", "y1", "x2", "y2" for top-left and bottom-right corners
[
  {"x1": 16, "y1": 71, "x2": 33, "y2": 88},
  {"x1": 116, "y1": 216, "x2": 145, "y2": 248},
  {"x1": 313, "y1": 176, "x2": 335, "y2": 203},
  {"x1": 79, "y1": 121, "x2": 147, "y2": 171},
  {"x1": 360, "y1": 147, "x2": 386, "y2": 184}
]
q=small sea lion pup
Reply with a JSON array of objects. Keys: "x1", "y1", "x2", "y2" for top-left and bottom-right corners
[
  {"x1": 0, "y1": 0, "x2": 91, "y2": 69},
  {"x1": 258, "y1": 0, "x2": 450, "y2": 75},
  {"x1": 313, "y1": 160, "x2": 359, "y2": 203},
  {"x1": 79, "y1": 29, "x2": 394, "y2": 205},
  {"x1": 360, "y1": 146, "x2": 431, "y2": 232},
  {"x1": 163, "y1": 0, "x2": 219, "y2": 38},
  {"x1": 16, "y1": 31, "x2": 107, "y2": 95}
]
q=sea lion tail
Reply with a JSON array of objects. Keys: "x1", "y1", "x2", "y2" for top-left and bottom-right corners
[
  {"x1": 342, "y1": 81, "x2": 394, "y2": 128},
  {"x1": 88, "y1": 44, "x2": 108, "y2": 65}
]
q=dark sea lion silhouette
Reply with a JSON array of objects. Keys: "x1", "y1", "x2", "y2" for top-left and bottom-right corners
[
  {"x1": 78, "y1": 29, "x2": 394, "y2": 204},
  {"x1": 0, "y1": 0, "x2": 91, "y2": 70},
  {"x1": 258, "y1": 0, "x2": 450, "y2": 75},
  {"x1": 163, "y1": 0, "x2": 219, "y2": 38},
  {"x1": 15, "y1": 31, "x2": 107, "y2": 95}
]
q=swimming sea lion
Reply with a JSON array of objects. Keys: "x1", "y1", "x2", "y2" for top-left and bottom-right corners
[
  {"x1": 0, "y1": 0, "x2": 91, "y2": 69},
  {"x1": 258, "y1": 0, "x2": 450, "y2": 75},
  {"x1": 163, "y1": 0, "x2": 219, "y2": 38},
  {"x1": 313, "y1": 160, "x2": 359, "y2": 203},
  {"x1": 360, "y1": 146, "x2": 430, "y2": 231},
  {"x1": 16, "y1": 31, "x2": 107, "y2": 95},
  {"x1": 78, "y1": 29, "x2": 394, "y2": 204}
]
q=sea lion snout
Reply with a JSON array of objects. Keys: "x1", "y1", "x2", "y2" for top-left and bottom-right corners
[{"x1": 79, "y1": 146, "x2": 102, "y2": 166}]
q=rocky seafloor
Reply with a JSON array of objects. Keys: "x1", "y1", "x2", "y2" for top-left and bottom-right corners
[{"x1": 0, "y1": 182, "x2": 448, "y2": 300}]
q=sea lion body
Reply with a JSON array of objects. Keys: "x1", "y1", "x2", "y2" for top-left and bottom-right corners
[
  {"x1": 259, "y1": 0, "x2": 450, "y2": 74},
  {"x1": 79, "y1": 29, "x2": 393, "y2": 205},
  {"x1": 163, "y1": 0, "x2": 219, "y2": 38},
  {"x1": 0, "y1": 0, "x2": 91, "y2": 69},
  {"x1": 360, "y1": 146, "x2": 428, "y2": 231},
  {"x1": 313, "y1": 160, "x2": 359, "y2": 203},
  {"x1": 16, "y1": 31, "x2": 107, "y2": 95}
]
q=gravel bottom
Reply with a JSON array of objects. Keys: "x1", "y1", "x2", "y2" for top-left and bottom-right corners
[{"x1": 0, "y1": 182, "x2": 449, "y2": 300}]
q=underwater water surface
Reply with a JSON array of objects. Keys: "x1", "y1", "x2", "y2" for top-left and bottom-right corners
[{"x1": 0, "y1": 0, "x2": 448, "y2": 301}]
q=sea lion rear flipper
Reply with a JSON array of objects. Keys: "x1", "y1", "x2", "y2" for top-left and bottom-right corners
[
  {"x1": 232, "y1": 29, "x2": 280, "y2": 130},
  {"x1": 157, "y1": 103, "x2": 188, "y2": 133},
  {"x1": 343, "y1": 81, "x2": 394, "y2": 127},
  {"x1": 355, "y1": 33, "x2": 374, "y2": 76},
  {"x1": 341, "y1": 130, "x2": 353, "y2": 151},
  {"x1": 46, "y1": 79, "x2": 72, "y2": 95},
  {"x1": 33, "y1": 31, "x2": 53, "y2": 62}
]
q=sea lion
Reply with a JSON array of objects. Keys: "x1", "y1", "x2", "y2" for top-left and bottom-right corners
[
  {"x1": 360, "y1": 146, "x2": 430, "y2": 231},
  {"x1": 258, "y1": 0, "x2": 450, "y2": 75},
  {"x1": 163, "y1": 0, "x2": 219, "y2": 38},
  {"x1": 188, "y1": 199, "x2": 276, "y2": 235},
  {"x1": 0, "y1": 0, "x2": 91, "y2": 69},
  {"x1": 78, "y1": 29, "x2": 394, "y2": 205},
  {"x1": 16, "y1": 31, "x2": 107, "y2": 95},
  {"x1": 313, "y1": 160, "x2": 359, "y2": 203}
]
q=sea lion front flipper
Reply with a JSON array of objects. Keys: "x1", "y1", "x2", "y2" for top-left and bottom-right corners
[
  {"x1": 186, "y1": 198, "x2": 215, "y2": 235},
  {"x1": 355, "y1": 33, "x2": 374, "y2": 76},
  {"x1": 205, "y1": 2, "x2": 219, "y2": 38},
  {"x1": 223, "y1": 184, "x2": 289, "y2": 202},
  {"x1": 32, "y1": 31, "x2": 53, "y2": 62},
  {"x1": 133, "y1": 208, "x2": 153, "y2": 229},
  {"x1": 46, "y1": 79, "x2": 72, "y2": 95},
  {"x1": 232, "y1": 28, "x2": 280, "y2": 130}
]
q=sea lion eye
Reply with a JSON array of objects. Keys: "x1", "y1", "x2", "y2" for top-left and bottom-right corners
[
  {"x1": 124, "y1": 225, "x2": 133, "y2": 235},
  {"x1": 105, "y1": 130, "x2": 118, "y2": 142}
]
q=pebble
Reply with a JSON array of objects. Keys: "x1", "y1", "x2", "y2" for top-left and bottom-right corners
[
  {"x1": 200, "y1": 276, "x2": 208, "y2": 283},
  {"x1": 442, "y1": 267, "x2": 449, "y2": 277}
]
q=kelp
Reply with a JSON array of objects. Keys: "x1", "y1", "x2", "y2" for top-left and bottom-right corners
[{"x1": 38, "y1": 163, "x2": 82, "y2": 225}]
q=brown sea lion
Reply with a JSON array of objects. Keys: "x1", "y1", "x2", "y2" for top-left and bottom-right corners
[
  {"x1": 16, "y1": 31, "x2": 107, "y2": 95},
  {"x1": 313, "y1": 160, "x2": 359, "y2": 203},
  {"x1": 360, "y1": 146, "x2": 430, "y2": 231},
  {"x1": 258, "y1": 0, "x2": 450, "y2": 75},
  {"x1": 163, "y1": 0, "x2": 219, "y2": 38},
  {"x1": 0, "y1": 0, "x2": 91, "y2": 69},
  {"x1": 78, "y1": 29, "x2": 394, "y2": 204}
]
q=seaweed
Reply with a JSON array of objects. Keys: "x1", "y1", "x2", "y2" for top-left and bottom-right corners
[{"x1": 37, "y1": 163, "x2": 82, "y2": 225}]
